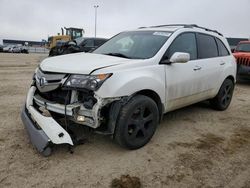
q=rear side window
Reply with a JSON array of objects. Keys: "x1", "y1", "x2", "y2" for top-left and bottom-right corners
[
  {"x1": 216, "y1": 38, "x2": 230, "y2": 56},
  {"x1": 197, "y1": 33, "x2": 218, "y2": 59},
  {"x1": 166, "y1": 33, "x2": 197, "y2": 60}
]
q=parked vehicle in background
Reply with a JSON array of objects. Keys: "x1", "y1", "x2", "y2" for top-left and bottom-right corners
[
  {"x1": 3, "y1": 45, "x2": 29, "y2": 54},
  {"x1": 0, "y1": 45, "x2": 3, "y2": 52},
  {"x1": 21, "y1": 24, "x2": 236, "y2": 156},
  {"x1": 20, "y1": 46, "x2": 29, "y2": 54},
  {"x1": 233, "y1": 41, "x2": 250, "y2": 79},
  {"x1": 3, "y1": 45, "x2": 14, "y2": 52},
  {"x1": 74, "y1": 37, "x2": 108, "y2": 52},
  {"x1": 49, "y1": 37, "x2": 108, "y2": 56},
  {"x1": 11, "y1": 46, "x2": 22, "y2": 53}
]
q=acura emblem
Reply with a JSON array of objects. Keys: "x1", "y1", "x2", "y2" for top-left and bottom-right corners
[{"x1": 39, "y1": 77, "x2": 47, "y2": 88}]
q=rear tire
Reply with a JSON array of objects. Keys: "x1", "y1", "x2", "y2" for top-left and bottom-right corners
[
  {"x1": 114, "y1": 95, "x2": 159, "y2": 149},
  {"x1": 210, "y1": 79, "x2": 234, "y2": 111}
]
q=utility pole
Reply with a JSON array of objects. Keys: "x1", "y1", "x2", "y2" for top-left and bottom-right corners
[{"x1": 94, "y1": 5, "x2": 99, "y2": 38}]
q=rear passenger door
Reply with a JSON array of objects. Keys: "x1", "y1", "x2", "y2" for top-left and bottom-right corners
[{"x1": 196, "y1": 33, "x2": 223, "y2": 97}]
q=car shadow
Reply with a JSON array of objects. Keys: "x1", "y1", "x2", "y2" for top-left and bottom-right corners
[{"x1": 161, "y1": 100, "x2": 213, "y2": 123}]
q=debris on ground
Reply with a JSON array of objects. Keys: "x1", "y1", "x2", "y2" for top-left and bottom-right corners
[{"x1": 110, "y1": 174, "x2": 141, "y2": 188}]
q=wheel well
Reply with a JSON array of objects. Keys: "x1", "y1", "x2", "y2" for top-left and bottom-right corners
[
  {"x1": 136, "y1": 90, "x2": 163, "y2": 121},
  {"x1": 226, "y1": 75, "x2": 235, "y2": 83}
]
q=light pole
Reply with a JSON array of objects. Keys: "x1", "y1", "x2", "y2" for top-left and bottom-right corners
[{"x1": 94, "y1": 5, "x2": 99, "y2": 38}]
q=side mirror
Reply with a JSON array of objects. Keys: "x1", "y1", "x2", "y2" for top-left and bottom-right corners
[
  {"x1": 170, "y1": 52, "x2": 190, "y2": 63},
  {"x1": 160, "y1": 52, "x2": 190, "y2": 64}
]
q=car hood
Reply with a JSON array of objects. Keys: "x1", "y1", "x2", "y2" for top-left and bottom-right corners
[{"x1": 40, "y1": 53, "x2": 132, "y2": 74}]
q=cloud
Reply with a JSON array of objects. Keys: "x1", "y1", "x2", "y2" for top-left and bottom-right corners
[{"x1": 0, "y1": 0, "x2": 249, "y2": 44}]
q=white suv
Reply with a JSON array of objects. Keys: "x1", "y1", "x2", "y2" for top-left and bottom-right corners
[{"x1": 21, "y1": 24, "x2": 236, "y2": 156}]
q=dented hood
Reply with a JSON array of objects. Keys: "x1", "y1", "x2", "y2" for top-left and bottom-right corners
[{"x1": 40, "y1": 53, "x2": 131, "y2": 74}]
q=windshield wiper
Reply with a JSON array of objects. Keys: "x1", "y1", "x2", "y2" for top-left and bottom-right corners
[{"x1": 104, "y1": 53, "x2": 131, "y2": 59}]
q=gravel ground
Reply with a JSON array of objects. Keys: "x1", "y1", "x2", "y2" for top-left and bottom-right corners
[{"x1": 0, "y1": 53, "x2": 249, "y2": 188}]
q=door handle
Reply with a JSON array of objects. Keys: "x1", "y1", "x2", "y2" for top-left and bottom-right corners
[
  {"x1": 193, "y1": 66, "x2": 202, "y2": 71},
  {"x1": 220, "y1": 62, "x2": 225, "y2": 65}
]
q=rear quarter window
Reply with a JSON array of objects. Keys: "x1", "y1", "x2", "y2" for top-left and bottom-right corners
[{"x1": 216, "y1": 38, "x2": 230, "y2": 56}]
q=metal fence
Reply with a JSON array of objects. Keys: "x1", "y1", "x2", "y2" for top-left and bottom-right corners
[{"x1": 27, "y1": 47, "x2": 49, "y2": 54}]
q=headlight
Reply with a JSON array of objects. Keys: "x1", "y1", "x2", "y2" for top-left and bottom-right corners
[{"x1": 64, "y1": 73, "x2": 112, "y2": 91}]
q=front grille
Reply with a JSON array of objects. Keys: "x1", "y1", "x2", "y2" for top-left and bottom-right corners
[
  {"x1": 236, "y1": 57, "x2": 250, "y2": 66},
  {"x1": 36, "y1": 87, "x2": 71, "y2": 104},
  {"x1": 36, "y1": 68, "x2": 67, "y2": 93}
]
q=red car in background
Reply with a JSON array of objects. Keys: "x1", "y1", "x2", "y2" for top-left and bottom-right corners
[{"x1": 233, "y1": 41, "x2": 250, "y2": 78}]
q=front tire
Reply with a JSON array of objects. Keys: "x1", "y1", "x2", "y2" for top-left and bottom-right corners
[
  {"x1": 210, "y1": 79, "x2": 235, "y2": 111},
  {"x1": 114, "y1": 95, "x2": 159, "y2": 149}
]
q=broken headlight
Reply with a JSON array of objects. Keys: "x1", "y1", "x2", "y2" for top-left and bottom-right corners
[{"x1": 64, "y1": 74, "x2": 112, "y2": 91}]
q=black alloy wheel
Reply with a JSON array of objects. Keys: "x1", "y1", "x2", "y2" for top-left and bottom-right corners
[
  {"x1": 210, "y1": 79, "x2": 235, "y2": 110},
  {"x1": 114, "y1": 95, "x2": 159, "y2": 149}
]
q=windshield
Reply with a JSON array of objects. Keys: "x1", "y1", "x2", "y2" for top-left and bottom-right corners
[
  {"x1": 93, "y1": 31, "x2": 171, "y2": 59},
  {"x1": 236, "y1": 43, "x2": 250, "y2": 52}
]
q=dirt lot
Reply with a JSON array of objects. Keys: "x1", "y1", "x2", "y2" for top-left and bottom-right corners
[{"x1": 0, "y1": 53, "x2": 249, "y2": 188}]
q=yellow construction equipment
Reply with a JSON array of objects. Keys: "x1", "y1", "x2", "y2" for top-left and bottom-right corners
[{"x1": 47, "y1": 27, "x2": 84, "y2": 55}]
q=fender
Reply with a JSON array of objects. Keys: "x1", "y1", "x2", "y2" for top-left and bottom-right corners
[
  {"x1": 95, "y1": 64, "x2": 166, "y2": 105},
  {"x1": 215, "y1": 57, "x2": 236, "y2": 95}
]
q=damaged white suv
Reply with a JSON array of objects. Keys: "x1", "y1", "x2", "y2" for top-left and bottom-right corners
[{"x1": 21, "y1": 24, "x2": 236, "y2": 156}]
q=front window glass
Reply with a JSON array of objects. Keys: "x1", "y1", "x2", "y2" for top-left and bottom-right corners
[
  {"x1": 165, "y1": 33, "x2": 197, "y2": 60},
  {"x1": 93, "y1": 31, "x2": 171, "y2": 59},
  {"x1": 73, "y1": 30, "x2": 82, "y2": 38},
  {"x1": 236, "y1": 43, "x2": 250, "y2": 52}
]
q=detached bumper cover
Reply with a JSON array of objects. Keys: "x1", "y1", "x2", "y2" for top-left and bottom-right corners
[
  {"x1": 21, "y1": 86, "x2": 73, "y2": 153},
  {"x1": 21, "y1": 107, "x2": 50, "y2": 153}
]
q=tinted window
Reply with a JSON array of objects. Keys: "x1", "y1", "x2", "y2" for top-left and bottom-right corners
[
  {"x1": 197, "y1": 33, "x2": 218, "y2": 58},
  {"x1": 94, "y1": 39, "x2": 106, "y2": 46},
  {"x1": 216, "y1": 38, "x2": 229, "y2": 56},
  {"x1": 83, "y1": 39, "x2": 94, "y2": 47},
  {"x1": 236, "y1": 43, "x2": 250, "y2": 52},
  {"x1": 165, "y1": 33, "x2": 197, "y2": 60}
]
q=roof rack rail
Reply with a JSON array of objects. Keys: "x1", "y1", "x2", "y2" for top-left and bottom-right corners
[
  {"x1": 188, "y1": 24, "x2": 223, "y2": 36},
  {"x1": 138, "y1": 24, "x2": 192, "y2": 29},
  {"x1": 138, "y1": 24, "x2": 223, "y2": 36},
  {"x1": 150, "y1": 24, "x2": 194, "y2": 28}
]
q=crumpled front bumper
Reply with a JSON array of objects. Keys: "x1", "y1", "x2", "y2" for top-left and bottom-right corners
[
  {"x1": 21, "y1": 86, "x2": 74, "y2": 155},
  {"x1": 21, "y1": 107, "x2": 51, "y2": 154}
]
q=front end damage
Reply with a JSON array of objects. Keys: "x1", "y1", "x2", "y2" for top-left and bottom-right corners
[{"x1": 21, "y1": 69, "x2": 125, "y2": 156}]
